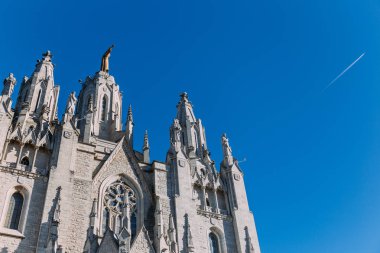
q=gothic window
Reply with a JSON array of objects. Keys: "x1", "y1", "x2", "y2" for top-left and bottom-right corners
[
  {"x1": 209, "y1": 233, "x2": 220, "y2": 253},
  {"x1": 101, "y1": 96, "x2": 107, "y2": 121},
  {"x1": 131, "y1": 211, "x2": 137, "y2": 240},
  {"x1": 35, "y1": 90, "x2": 41, "y2": 112},
  {"x1": 217, "y1": 190, "x2": 227, "y2": 210},
  {"x1": 5, "y1": 192, "x2": 24, "y2": 230},
  {"x1": 103, "y1": 180, "x2": 137, "y2": 236},
  {"x1": 20, "y1": 157, "x2": 29, "y2": 166},
  {"x1": 102, "y1": 207, "x2": 109, "y2": 234}
]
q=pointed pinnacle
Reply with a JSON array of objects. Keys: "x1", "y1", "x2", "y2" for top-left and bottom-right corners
[
  {"x1": 143, "y1": 130, "x2": 149, "y2": 150},
  {"x1": 127, "y1": 104, "x2": 133, "y2": 122}
]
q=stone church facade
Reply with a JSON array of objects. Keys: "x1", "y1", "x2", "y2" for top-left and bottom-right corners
[{"x1": 0, "y1": 50, "x2": 260, "y2": 253}]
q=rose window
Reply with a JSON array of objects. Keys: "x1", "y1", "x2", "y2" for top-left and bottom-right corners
[
  {"x1": 104, "y1": 180, "x2": 136, "y2": 214},
  {"x1": 102, "y1": 179, "x2": 138, "y2": 235}
]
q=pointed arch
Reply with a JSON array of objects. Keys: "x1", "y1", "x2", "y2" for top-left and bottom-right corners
[
  {"x1": 209, "y1": 232, "x2": 220, "y2": 253},
  {"x1": 207, "y1": 226, "x2": 227, "y2": 253},
  {"x1": 97, "y1": 174, "x2": 144, "y2": 237},
  {"x1": 5, "y1": 192, "x2": 23, "y2": 230},
  {"x1": 1, "y1": 185, "x2": 30, "y2": 234}
]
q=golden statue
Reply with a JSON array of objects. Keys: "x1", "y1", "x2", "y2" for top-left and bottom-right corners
[{"x1": 100, "y1": 45, "x2": 114, "y2": 72}]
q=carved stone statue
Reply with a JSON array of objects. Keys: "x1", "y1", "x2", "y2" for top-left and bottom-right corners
[
  {"x1": 65, "y1": 92, "x2": 77, "y2": 114},
  {"x1": 222, "y1": 133, "x2": 232, "y2": 157},
  {"x1": 100, "y1": 45, "x2": 114, "y2": 73},
  {"x1": 170, "y1": 119, "x2": 182, "y2": 143},
  {"x1": 222, "y1": 133, "x2": 233, "y2": 166}
]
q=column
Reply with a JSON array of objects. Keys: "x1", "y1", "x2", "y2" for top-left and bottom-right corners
[
  {"x1": 201, "y1": 186, "x2": 206, "y2": 210},
  {"x1": 213, "y1": 189, "x2": 219, "y2": 213},
  {"x1": 31, "y1": 147, "x2": 39, "y2": 173},
  {"x1": 16, "y1": 144, "x2": 25, "y2": 167},
  {"x1": 0, "y1": 140, "x2": 9, "y2": 163}
]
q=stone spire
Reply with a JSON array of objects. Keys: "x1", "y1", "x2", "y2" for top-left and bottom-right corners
[
  {"x1": 125, "y1": 104, "x2": 134, "y2": 147},
  {"x1": 221, "y1": 133, "x2": 234, "y2": 167},
  {"x1": 14, "y1": 50, "x2": 59, "y2": 128},
  {"x1": 47, "y1": 186, "x2": 62, "y2": 253},
  {"x1": 187, "y1": 223, "x2": 194, "y2": 252},
  {"x1": 174, "y1": 92, "x2": 208, "y2": 158},
  {"x1": 155, "y1": 196, "x2": 163, "y2": 238},
  {"x1": 89, "y1": 198, "x2": 97, "y2": 227},
  {"x1": 168, "y1": 214, "x2": 177, "y2": 251},
  {"x1": 143, "y1": 130, "x2": 150, "y2": 163}
]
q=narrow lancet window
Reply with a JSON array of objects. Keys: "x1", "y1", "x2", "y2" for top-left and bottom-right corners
[
  {"x1": 5, "y1": 192, "x2": 24, "y2": 230},
  {"x1": 101, "y1": 96, "x2": 107, "y2": 121},
  {"x1": 35, "y1": 90, "x2": 41, "y2": 112},
  {"x1": 209, "y1": 233, "x2": 220, "y2": 253},
  {"x1": 102, "y1": 207, "x2": 110, "y2": 233},
  {"x1": 131, "y1": 211, "x2": 137, "y2": 241}
]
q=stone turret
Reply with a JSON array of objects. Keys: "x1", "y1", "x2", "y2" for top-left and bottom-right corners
[
  {"x1": 75, "y1": 70, "x2": 123, "y2": 143},
  {"x1": 220, "y1": 133, "x2": 260, "y2": 253}
]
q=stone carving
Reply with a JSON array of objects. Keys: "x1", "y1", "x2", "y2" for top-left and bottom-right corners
[
  {"x1": 63, "y1": 131, "x2": 72, "y2": 139},
  {"x1": 104, "y1": 179, "x2": 136, "y2": 215},
  {"x1": 222, "y1": 133, "x2": 234, "y2": 166},
  {"x1": 0, "y1": 51, "x2": 260, "y2": 253},
  {"x1": 65, "y1": 91, "x2": 77, "y2": 114},
  {"x1": 170, "y1": 119, "x2": 182, "y2": 144}
]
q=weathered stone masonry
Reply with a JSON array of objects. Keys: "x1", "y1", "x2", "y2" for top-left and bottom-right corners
[{"x1": 0, "y1": 50, "x2": 260, "y2": 253}]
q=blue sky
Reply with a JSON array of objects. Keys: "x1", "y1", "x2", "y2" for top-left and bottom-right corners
[{"x1": 1, "y1": 0, "x2": 380, "y2": 252}]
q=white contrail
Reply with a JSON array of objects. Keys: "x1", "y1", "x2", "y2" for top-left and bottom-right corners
[{"x1": 322, "y1": 52, "x2": 365, "y2": 92}]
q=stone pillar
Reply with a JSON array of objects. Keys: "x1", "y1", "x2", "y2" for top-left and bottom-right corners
[
  {"x1": 213, "y1": 189, "x2": 219, "y2": 213},
  {"x1": 201, "y1": 186, "x2": 206, "y2": 210},
  {"x1": 17, "y1": 144, "x2": 25, "y2": 166},
  {"x1": 31, "y1": 147, "x2": 39, "y2": 172}
]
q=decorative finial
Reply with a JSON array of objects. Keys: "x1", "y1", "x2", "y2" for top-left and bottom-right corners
[
  {"x1": 42, "y1": 50, "x2": 53, "y2": 62},
  {"x1": 180, "y1": 92, "x2": 189, "y2": 102},
  {"x1": 143, "y1": 130, "x2": 149, "y2": 150},
  {"x1": 127, "y1": 104, "x2": 133, "y2": 122}
]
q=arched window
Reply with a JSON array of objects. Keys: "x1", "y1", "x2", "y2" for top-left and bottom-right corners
[
  {"x1": 101, "y1": 96, "x2": 107, "y2": 121},
  {"x1": 206, "y1": 198, "x2": 211, "y2": 207},
  {"x1": 103, "y1": 180, "x2": 137, "y2": 236},
  {"x1": 209, "y1": 233, "x2": 220, "y2": 253},
  {"x1": 5, "y1": 192, "x2": 24, "y2": 230},
  {"x1": 20, "y1": 157, "x2": 29, "y2": 166}
]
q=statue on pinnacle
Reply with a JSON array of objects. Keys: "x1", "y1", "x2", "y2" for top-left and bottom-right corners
[{"x1": 100, "y1": 45, "x2": 114, "y2": 73}]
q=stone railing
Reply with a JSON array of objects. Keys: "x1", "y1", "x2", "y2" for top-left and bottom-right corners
[{"x1": 196, "y1": 205, "x2": 230, "y2": 220}]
